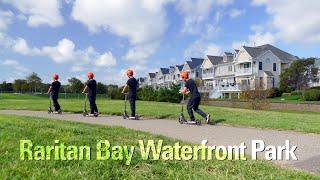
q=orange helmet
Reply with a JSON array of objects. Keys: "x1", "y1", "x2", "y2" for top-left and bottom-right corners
[
  {"x1": 180, "y1": 71, "x2": 189, "y2": 80},
  {"x1": 53, "y1": 74, "x2": 59, "y2": 80},
  {"x1": 87, "y1": 72, "x2": 94, "y2": 79},
  {"x1": 127, "y1": 69, "x2": 134, "y2": 77}
]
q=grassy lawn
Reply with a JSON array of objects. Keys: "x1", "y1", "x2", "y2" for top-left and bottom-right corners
[
  {"x1": 268, "y1": 94, "x2": 320, "y2": 104},
  {"x1": 0, "y1": 115, "x2": 318, "y2": 179},
  {"x1": 1, "y1": 93, "x2": 320, "y2": 134}
]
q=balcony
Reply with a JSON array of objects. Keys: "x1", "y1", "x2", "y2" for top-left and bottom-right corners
[
  {"x1": 235, "y1": 68, "x2": 252, "y2": 76},
  {"x1": 202, "y1": 68, "x2": 214, "y2": 79},
  {"x1": 217, "y1": 84, "x2": 240, "y2": 92}
]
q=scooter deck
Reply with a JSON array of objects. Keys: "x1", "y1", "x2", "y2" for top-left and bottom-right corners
[
  {"x1": 122, "y1": 113, "x2": 141, "y2": 120},
  {"x1": 180, "y1": 120, "x2": 201, "y2": 125}
]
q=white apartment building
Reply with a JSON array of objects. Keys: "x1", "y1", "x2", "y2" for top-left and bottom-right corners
[
  {"x1": 201, "y1": 44, "x2": 298, "y2": 98},
  {"x1": 139, "y1": 44, "x2": 300, "y2": 98}
]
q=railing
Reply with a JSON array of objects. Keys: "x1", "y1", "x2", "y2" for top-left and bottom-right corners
[
  {"x1": 202, "y1": 72, "x2": 214, "y2": 79},
  {"x1": 217, "y1": 84, "x2": 239, "y2": 91},
  {"x1": 235, "y1": 68, "x2": 251, "y2": 76}
]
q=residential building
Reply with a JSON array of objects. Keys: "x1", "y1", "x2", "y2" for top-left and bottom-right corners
[
  {"x1": 138, "y1": 44, "x2": 299, "y2": 99},
  {"x1": 182, "y1": 58, "x2": 204, "y2": 80},
  {"x1": 310, "y1": 58, "x2": 320, "y2": 87}
]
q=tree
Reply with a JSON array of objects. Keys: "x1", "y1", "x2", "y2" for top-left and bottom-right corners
[
  {"x1": 0, "y1": 81, "x2": 13, "y2": 92},
  {"x1": 13, "y1": 79, "x2": 29, "y2": 93},
  {"x1": 68, "y1": 77, "x2": 84, "y2": 93},
  {"x1": 280, "y1": 58, "x2": 318, "y2": 92},
  {"x1": 97, "y1": 82, "x2": 107, "y2": 94},
  {"x1": 26, "y1": 72, "x2": 42, "y2": 93}
]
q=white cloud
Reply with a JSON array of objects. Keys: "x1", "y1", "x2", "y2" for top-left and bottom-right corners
[
  {"x1": 94, "y1": 52, "x2": 117, "y2": 67},
  {"x1": 248, "y1": 31, "x2": 275, "y2": 46},
  {"x1": 216, "y1": 0, "x2": 234, "y2": 6},
  {"x1": 1, "y1": 59, "x2": 31, "y2": 81},
  {"x1": 124, "y1": 42, "x2": 158, "y2": 63},
  {"x1": 232, "y1": 24, "x2": 276, "y2": 48},
  {"x1": 71, "y1": 0, "x2": 170, "y2": 45},
  {"x1": 252, "y1": 0, "x2": 320, "y2": 43},
  {"x1": 229, "y1": 8, "x2": 245, "y2": 18},
  {"x1": 11, "y1": 37, "x2": 117, "y2": 69},
  {"x1": 42, "y1": 38, "x2": 75, "y2": 63},
  {"x1": 232, "y1": 41, "x2": 245, "y2": 50},
  {"x1": 12, "y1": 38, "x2": 41, "y2": 55},
  {"x1": 0, "y1": 9, "x2": 13, "y2": 31},
  {"x1": 184, "y1": 40, "x2": 223, "y2": 57},
  {"x1": 71, "y1": 0, "x2": 172, "y2": 63},
  {"x1": 176, "y1": 0, "x2": 216, "y2": 34},
  {"x1": 204, "y1": 43, "x2": 222, "y2": 55},
  {"x1": 2, "y1": 59, "x2": 18, "y2": 65},
  {"x1": 2, "y1": 0, "x2": 63, "y2": 27}
]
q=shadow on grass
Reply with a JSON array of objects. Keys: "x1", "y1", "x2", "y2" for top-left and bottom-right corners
[
  {"x1": 156, "y1": 114, "x2": 173, "y2": 119},
  {"x1": 209, "y1": 119, "x2": 226, "y2": 125}
]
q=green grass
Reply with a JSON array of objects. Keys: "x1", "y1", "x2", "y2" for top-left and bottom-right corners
[
  {"x1": 269, "y1": 95, "x2": 320, "y2": 104},
  {"x1": 1, "y1": 93, "x2": 320, "y2": 134},
  {"x1": 0, "y1": 115, "x2": 318, "y2": 179}
]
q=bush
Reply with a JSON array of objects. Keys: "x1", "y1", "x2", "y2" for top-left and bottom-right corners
[
  {"x1": 282, "y1": 93, "x2": 291, "y2": 97},
  {"x1": 304, "y1": 89, "x2": 320, "y2": 101},
  {"x1": 268, "y1": 88, "x2": 282, "y2": 98},
  {"x1": 240, "y1": 90, "x2": 270, "y2": 110},
  {"x1": 291, "y1": 90, "x2": 302, "y2": 96},
  {"x1": 138, "y1": 86, "x2": 156, "y2": 101}
]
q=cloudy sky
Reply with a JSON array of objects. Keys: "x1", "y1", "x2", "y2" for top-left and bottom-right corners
[{"x1": 0, "y1": 0, "x2": 319, "y2": 84}]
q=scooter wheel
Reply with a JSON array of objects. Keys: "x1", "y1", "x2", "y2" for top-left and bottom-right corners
[
  {"x1": 196, "y1": 120, "x2": 201, "y2": 125},
  {"x1": 48, "y1": 110, "x2": 52, "y2": 114},
  {"x1": 83, "y1": 112, "x2": 87, "y2": 117},
  {"x1": 179, "y1": 117, "x2": 184, "y2": 124}
]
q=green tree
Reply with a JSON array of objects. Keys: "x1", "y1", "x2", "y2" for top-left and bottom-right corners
[
  {"x1": 13, "y1": 79, "x2": 29, "y2": 93},
  {"x1": 26, "y1": 72, "x2": 42, "y2": 93},
  {"x1": 280, "y1": 58, "x2": 318, "y2": 92},
  {"x1": 68, "y1": 77, "x2": 83, "y2": 93},
  {"x1": 97, "y1": 82, "x2": 107, "y2": 94}
]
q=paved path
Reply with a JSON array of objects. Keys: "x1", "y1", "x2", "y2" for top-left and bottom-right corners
[{"x1": 1, "y1": 110, "x2": 320, "y2": 174}]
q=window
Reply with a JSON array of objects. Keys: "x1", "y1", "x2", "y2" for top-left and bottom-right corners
[
  {"x1": 196, "y1": 71, "x2": 199, "y2": 78},
  {"x1": 273, "y1": 63, "x2": 277, "y2": 71},
  {"x1": 244, "y1": 63, "x2": 250, "y2": 68},
  {"x1": 259, "y1": 62, "x2": 263, "y2": 70},
  {"x1": 228, "y1": 66, "x2": 233, "y2": 72}
]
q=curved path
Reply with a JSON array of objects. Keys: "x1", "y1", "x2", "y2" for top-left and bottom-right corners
[{"x1": 1, "y1": 110, "x2": 319, "y2": 174}]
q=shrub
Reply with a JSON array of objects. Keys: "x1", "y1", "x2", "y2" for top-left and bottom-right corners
[
  {"x1": 304, "y1": 89, "x2": 320, "y2": 101},
  {"x1": 282, "y1": 93, "x2": 291, "y2": 97},
  {"x1": 240, "y1": 90, "x2": 270, "y2": 110},
  {"x1": 138, "y1": 86, "x2": 156, "y2": 101},
  {"x1": 268, "y1": 88, "x2": 282, "y2": 98},
  {"x1": 291, "y1": 90, "x2": 302, "y2": 96}
]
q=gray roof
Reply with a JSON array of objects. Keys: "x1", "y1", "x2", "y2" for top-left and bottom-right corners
[
  {"x1": 207, "y1": 55, "x2": 223, "y2": 65},
  {"x1": 243, "y1": 44, "x2": 298, "y2": 63},
  {"x1": 187, "y1": 58, "x2": 204, "y2": 69},
  {"x1": 224, "y1": 52, "x2": 234, "y2": 56},
  {"x1": 176, "y1": 65, "x2": 184, "y2": 71},
  {"x1": 160, "y1": 68, "x2": 170, "y2": 74},
  {"x1": 264, "y1": 71, "x2": 274, "y2": 76},
  {"x1": 148, "y1": 73, "x2": 155, "y2": 78}
]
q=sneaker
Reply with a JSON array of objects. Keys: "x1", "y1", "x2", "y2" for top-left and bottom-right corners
[
  {"x1": 205, "y1": 114, "x2": 211, "y2": 124},
  {"x1": 129, "y1": 116, "x2": 137, "y2": 120}
]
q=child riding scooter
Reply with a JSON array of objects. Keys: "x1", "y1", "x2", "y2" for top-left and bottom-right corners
[
  {"x1": 121, "y1": 69, "x2": 139, "y2": 120},
  {"x1": 47, "y1": 74, "x2": 62, "y2": 114},
  {"x1": 180, "y1": 71, "x2": 210, "y2": 124},
  {"x1": 82, "y1": 72, "x2": 99, "y2": 117}
]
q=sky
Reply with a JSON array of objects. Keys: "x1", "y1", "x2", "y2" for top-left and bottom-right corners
[{"x1": 0, "y1": 0, "x2": 319, "y2": 85}]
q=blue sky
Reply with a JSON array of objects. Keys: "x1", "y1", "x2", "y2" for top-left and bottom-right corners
[{"x1": 0, "y1": 0, "x2": 319, "y2": 84}]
